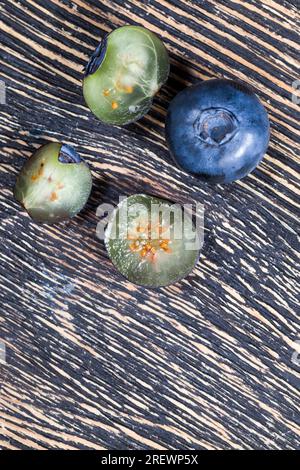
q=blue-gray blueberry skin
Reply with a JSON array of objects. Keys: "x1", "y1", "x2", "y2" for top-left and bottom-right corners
[{"x1": 165, "y1": 79, "x2": 270, "y2": 184}]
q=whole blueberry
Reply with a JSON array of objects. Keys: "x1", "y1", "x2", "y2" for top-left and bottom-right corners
[{"x1": 165, "y1": 79, "x2": 270, "y2": 183}]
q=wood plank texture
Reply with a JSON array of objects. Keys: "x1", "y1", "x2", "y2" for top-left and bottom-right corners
[{"x1": 0, "y1": 0, "x2": 299, "y2": 450}]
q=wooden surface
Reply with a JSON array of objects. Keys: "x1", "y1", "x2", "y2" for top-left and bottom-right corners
[{"x1": 0, "y1": 0, "x2": 299, "y2": 450}]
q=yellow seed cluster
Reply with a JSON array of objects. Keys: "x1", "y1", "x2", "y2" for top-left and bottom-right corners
[
  {"x1": 103, "y1": 79, "x2": 135, "y2": 111},
  {"x1": 128, "y1": 222, "x2": 172, "y2": 263}
]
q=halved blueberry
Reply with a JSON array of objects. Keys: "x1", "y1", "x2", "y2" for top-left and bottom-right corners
[
  {"x1": 14, "y1": 142, "x2": 92, "y2": 224},
  {"x1": 165, "y1": 79, "x2": 270, "y2": 183},
  {"x1": 105, "y1": 194, "x2": 201, "y2": 287},
  {"x1": 83, "y1": 25, "x2": 170, "y2": 125}
]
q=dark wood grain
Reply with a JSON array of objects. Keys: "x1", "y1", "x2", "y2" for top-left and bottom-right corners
[{"x1": 0, "y1": 0, "x2": 299, "y2": 450}]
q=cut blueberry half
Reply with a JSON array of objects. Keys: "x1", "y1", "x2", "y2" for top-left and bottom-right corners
[
  {"x1": 14, "y1": 142, "x2": 92, "y2": 224},
  {"x1": 83, "y1": 25, "x2": 170, "y2": 125},
  {"x1": 105, "y1": 194, "x2": 201, "y2": 287}
]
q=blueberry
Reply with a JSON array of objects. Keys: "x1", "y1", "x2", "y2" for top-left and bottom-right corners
[
  {"x1": 83, "y1": 26, "x2": 170, "y2": 125},
  {"x1": 14, "y1": 143, "x2": 92, "y2": 224},
  {"x1": 165, "y1": 79, "x2": 270, "y2": 183},
  {"x1": 105, "y1": 194, "x2": 200, "y2": 287}
]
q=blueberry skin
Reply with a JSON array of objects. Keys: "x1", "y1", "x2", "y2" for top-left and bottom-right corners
[{"x1": 165, "y1": 79, "x2": 270, "y2": 183}]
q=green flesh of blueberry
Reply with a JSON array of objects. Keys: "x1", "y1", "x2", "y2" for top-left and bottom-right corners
[
  {"x1": 14, "y1": 142, "x2": 92, "y2": 224},
  {"x1": 105, "y1": 194, "x2": 201, "y2": 287},
  {"x1": 83, "y1": 26, "x2": 170, "y2": 125}
]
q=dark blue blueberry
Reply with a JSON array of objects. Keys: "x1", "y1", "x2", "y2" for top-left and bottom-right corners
[
  {"x1": 84, "y1": 35, "x2": 108, "y2": 77},
  {"x1": 165, "y1": 79, "x2": 270, "y2": 183}
]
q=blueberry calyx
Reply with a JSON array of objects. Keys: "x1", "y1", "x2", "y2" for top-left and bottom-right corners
[
  {"x1": 194, "y1": 108, "x2": 238, "y2": 146},
  {"x1": 84, "y1": 36, "x2": 108, "y2": 77},
  {"x1": 59, "y1": 145, "x2": 82, "y2": 164}
]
